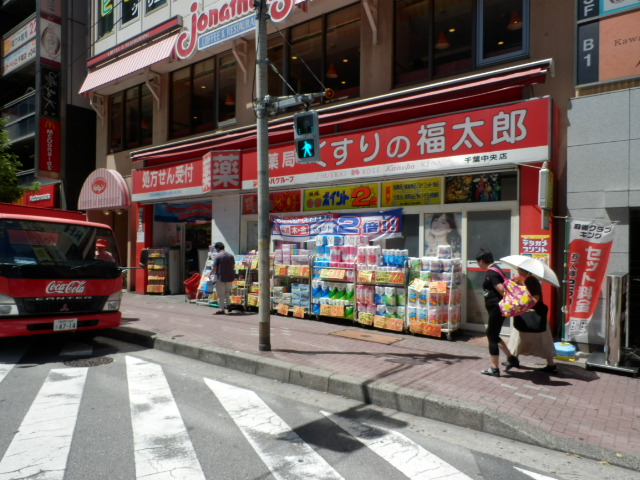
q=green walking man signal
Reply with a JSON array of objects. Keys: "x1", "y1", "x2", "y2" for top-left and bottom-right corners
[{"x1": 293, "y1": 110, "x2": 320, "y2": 164}]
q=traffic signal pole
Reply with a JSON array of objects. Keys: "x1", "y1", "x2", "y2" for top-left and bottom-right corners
[{"x1": 255, "y1": 0, "x2": 271, "y2": 351}]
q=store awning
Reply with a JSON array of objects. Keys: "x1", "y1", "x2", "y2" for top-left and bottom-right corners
[
  {"x1": 131, "y1": 59, "x2": 553, "y2": 165},
  {"x1": 79, "y1": 34, "x2": 178, "y2": 95},
  {"x1": 78, "y1": 168, "x2": 131, "y2": 211}
]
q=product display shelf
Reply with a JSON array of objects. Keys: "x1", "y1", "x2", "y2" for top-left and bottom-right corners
[
  {"x1": 225, "y1": 255, "x2": 251, "y2": 310},
  {"x1": 195, "y1": 257, "x2": 215, "y2": 306},
  {"x1": 244, "y1": 253, "x2": 273, "y2": 310},
  {"x1": 407, "y1": 256, "x2": 463, "y2": 341},
  {"x1": 355, "y1": 263, "x2": 409, "y2": 333},
  {"x1": 271, "y1": 260, "x2": 312, "y2": 318},
  {"x1": 146, "y1": 250, "x2": 168, "y2": 295},
  {"x1": 311, "y1": 263, "x2": 356, "y2": 321}
]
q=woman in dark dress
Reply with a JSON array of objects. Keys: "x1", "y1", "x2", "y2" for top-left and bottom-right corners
[{"x1": 475, "y1": 249, "x2": 518, "y2": 377}]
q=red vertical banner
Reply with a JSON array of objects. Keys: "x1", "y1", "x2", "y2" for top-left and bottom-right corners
[
  {"x1": 564, "y1": 220, "x2": 616, "y2": 341},
  {"x1": 38, "y1": 118, "x2": 61, "y2": 177}
]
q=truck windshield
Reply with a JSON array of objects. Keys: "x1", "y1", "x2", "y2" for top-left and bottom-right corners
[{"x1": 0, "y1": 219, "x2": 121, "y2": 279}]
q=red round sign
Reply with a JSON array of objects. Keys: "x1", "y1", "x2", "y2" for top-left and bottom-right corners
[{"x1": 91, "y1": 177, "x2": 107, "y2": 195}]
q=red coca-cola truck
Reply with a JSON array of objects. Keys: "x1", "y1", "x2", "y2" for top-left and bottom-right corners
[{"x1": 0, "y1": 203, "x2": 122, "y2": 336}]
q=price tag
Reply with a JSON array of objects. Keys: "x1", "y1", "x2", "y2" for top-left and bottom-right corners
[
  {"x1": 288, "y1": 266, "x2": 300, "y2": 277},
  {"x1": 230, "y1": 295, "x2": 243, "y2": 304},
  {"x1": 375, "y1": 271, "x2": 390, "y2": 283},
  {"x1": 251, "y1": 257, "x2": 258, "y2": 269},
  {"x1": 409, "y1": 279, "x2": 426, "y2": 291},
  {"x1": 247, "y1": 295, "x2": 259, "y2": 306},
  {"x1": 424, "y1": 323, "x2": 442, "y2": 338},
  {"x1": 320, "y1": 268, "x2": 346, "y2": 280},
  {"x1": 357, "y1": 270, "x2": 374, "y2": 283},
  {"x1": 429, "y1": 281, "x2": 448, "y2": 294},
  {"x1": 358, "y1": 312, "x2": 373, "y2": 325},
  {"x1": 320, "y1": 304, "x2": 345, "y2": 317},
  {"x1": 386, "y1": 317, "x2": 404, "y2": 331},
  {"x1": 373, "y1": 315, "x2": 387, "y2": 329},
  {"x1": 388, "y1": 272, "x2": 406, "y2": 285},
  {"x1": 275, "y1": 265, "x2": 288, "y2": 276},
  {"x1": 277, "y1": 303, "x2": 289, "y2": 316},
  {"x1": 293, "y1": 306, "x2": 305, "y2": 318},
  {"x1": 299, "y1": 266, "x2": 310, "y2": 277}
]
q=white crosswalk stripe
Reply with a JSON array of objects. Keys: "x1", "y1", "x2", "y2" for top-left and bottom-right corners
[
  {"x1": 0, "y1": 343, "x2": 560, "y2": 480},
  {"x1": 205, "y1": 378, "x2": 344, "y2": 480},
  {"x1": 322, "y1": 410, "x2": 474, "y2": 480},
  {"x1": 126, "y1": 356, "x2": 206, "y2": 480},
  {"x1": 0, "y1": 367, "x2": 87, "y2": 480}
]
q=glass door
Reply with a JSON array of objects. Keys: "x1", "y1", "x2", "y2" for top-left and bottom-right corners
[{"x1": 465, "y1": 210, "x2": 515, "y2": 332}]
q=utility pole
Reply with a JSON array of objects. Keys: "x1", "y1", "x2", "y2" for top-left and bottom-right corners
[{"x1": 255, "y1": 0, "x2": 271, "y2": 351}]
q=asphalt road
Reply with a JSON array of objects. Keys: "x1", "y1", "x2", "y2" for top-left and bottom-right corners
[{"x1": 0, "y1": 333, "x2": 636, "y2": 480}]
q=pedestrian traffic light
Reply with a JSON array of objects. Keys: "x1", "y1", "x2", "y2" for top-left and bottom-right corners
[{"x1": 293, "y1": 110, "x2": 320, "y2": 164}]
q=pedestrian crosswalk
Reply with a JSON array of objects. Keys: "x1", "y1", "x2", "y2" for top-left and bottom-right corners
[{"x1": 0, "y1": 341, "x2": 559, "y2": 480}]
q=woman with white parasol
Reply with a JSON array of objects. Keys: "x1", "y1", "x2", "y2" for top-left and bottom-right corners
[{"x1": 499, "y1": 255, "x2": 560, "y2": 374}]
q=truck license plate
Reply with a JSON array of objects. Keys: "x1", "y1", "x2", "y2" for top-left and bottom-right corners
[{"x1": 53, "y1": 319, "x2": 78, "y2": 331}]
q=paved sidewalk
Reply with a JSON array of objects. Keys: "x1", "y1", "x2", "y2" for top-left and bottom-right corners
[{"x1": 102, "y1": 292, "x2": 640, "y2": 470}]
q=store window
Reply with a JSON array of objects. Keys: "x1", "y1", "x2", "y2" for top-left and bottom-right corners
[
  {"x1": 122, "y1": 0, "x2": 140, "y2": 25},
  {"x1": 109, "y1": 84, "x2": 153, "y2": 152},
  {"x1": 97, "y1": 0, "x2": 114, "y2": 39},
  {"x1": 268, "y1": 4, "x2": 360, "y2": 102},
  {"x1": 170, "y1": 54, "x2": 236, "y2": 139},
  {"x1": 394, "y1": 0, "x2": 529, "y2": 86},
  {"x1": 146, "y1": 0, "x2": 166, "y2": 14}
]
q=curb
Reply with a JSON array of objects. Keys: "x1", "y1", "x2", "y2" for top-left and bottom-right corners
[{"x1": 100, "y1": 325, "x2": 640, "y2": 471}]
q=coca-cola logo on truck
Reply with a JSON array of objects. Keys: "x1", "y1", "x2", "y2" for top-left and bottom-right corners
[{"x1": 45, "y1": 281, "x2": 87, "y2": 294}]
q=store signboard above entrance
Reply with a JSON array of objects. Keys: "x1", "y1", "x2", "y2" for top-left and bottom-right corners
[
  {"x1": 204, "y1": 150, "x2": 241, "y2": 191},
  {"x1": 271, "y1": 208, "x2": 403, "y2": 243},
  {"x1": 303, "y1": 183, "x2": 379, "y2": 211},
  {"x1": 132, "y1": 158, "x2": 207, "y2": 202},
  {"x1": 380, "y1": 178, "x2": 442, "y2": 207},
  {"x1": 243, "y1": 97, "x2": 551, "y2": 189},
  {"x1": 176, "y1": 0, "x2": 297, "y2": 59}
]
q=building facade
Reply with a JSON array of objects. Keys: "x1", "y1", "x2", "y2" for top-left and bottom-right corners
[
  {"x1": 1, "y1": 0, "x2": 97, "y2": 212},
  {"x1": 568, "y1": 1, "x2": 640, "y2": 348},
  {"x1": 79, "y1": 0, "x2": 580, "y2": 338}
]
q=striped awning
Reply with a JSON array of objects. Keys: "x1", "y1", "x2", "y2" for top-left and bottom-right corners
[
  {"x1": 78, "y1": 168, "x2": 130, "y2": 211},
  {"x1": 79, "y1": 34, "x2": 178, "y2": 95}
]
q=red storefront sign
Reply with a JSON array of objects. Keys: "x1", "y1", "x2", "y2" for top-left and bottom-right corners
[
  {"x1": 242, "y1": 190, "x2": 302, "y2": 215},
  {"x1": 243, "y1": 97, "x2": 551, "y2": 189},
  {"x1": 132, "y1": 159, "x2": 207, "y2": 202},
  {"x1": 564, "y1": 219, "x2": 616, "y2": 341},
  {"x1": 38, "y1": 118, "x2": 61, "y2": 177},
  {"x1": 14, "y1": 184, "x2": 58, "y2": 208},
  {"x1": 205, "y1": 150, "x2": 241, "y2": 191}
]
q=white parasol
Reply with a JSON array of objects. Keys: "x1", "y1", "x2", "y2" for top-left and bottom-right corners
[{"x1": 499, "y1": 255, "x2": 561, "y2": 288}]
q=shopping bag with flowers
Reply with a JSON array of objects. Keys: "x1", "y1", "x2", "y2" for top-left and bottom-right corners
[{"x1": 489, "y1": 267, "x2": 536, "y2": 317}]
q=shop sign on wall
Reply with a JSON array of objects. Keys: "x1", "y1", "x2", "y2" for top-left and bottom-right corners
[
  {"x1": 445, "y1": 173, "x2": 502, "y2": 203},
  {"x1": 38, "y1": 118, "x2": 60, "y2": 177},
  {"x1": 242, "y1": 190, "x2": 302, "y2": 215},
  {"x1": 303, "y1": 183, "x2": 378, "y2": 211},
  {"x1": 132, "y1": 159, "x2": 207, "y2": 201},
  {"x1": 577, "y1": 6, "x2": 640, "y2": 85},
  {"x1": 520, "y1": 235, "x2": 550, "y2": 261},
  {"x1": 243, "y1": 97, "x2": 551, "y2": 189},
  {"x1": 380, "y1": 178, "x2": 441, "y2": 207},
  {"x1": 271, "y1": 208, "x2": 403, "y2": 242},
  {"x1": 204, "y1": 150, "x2": 241, "y2": 191}
]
